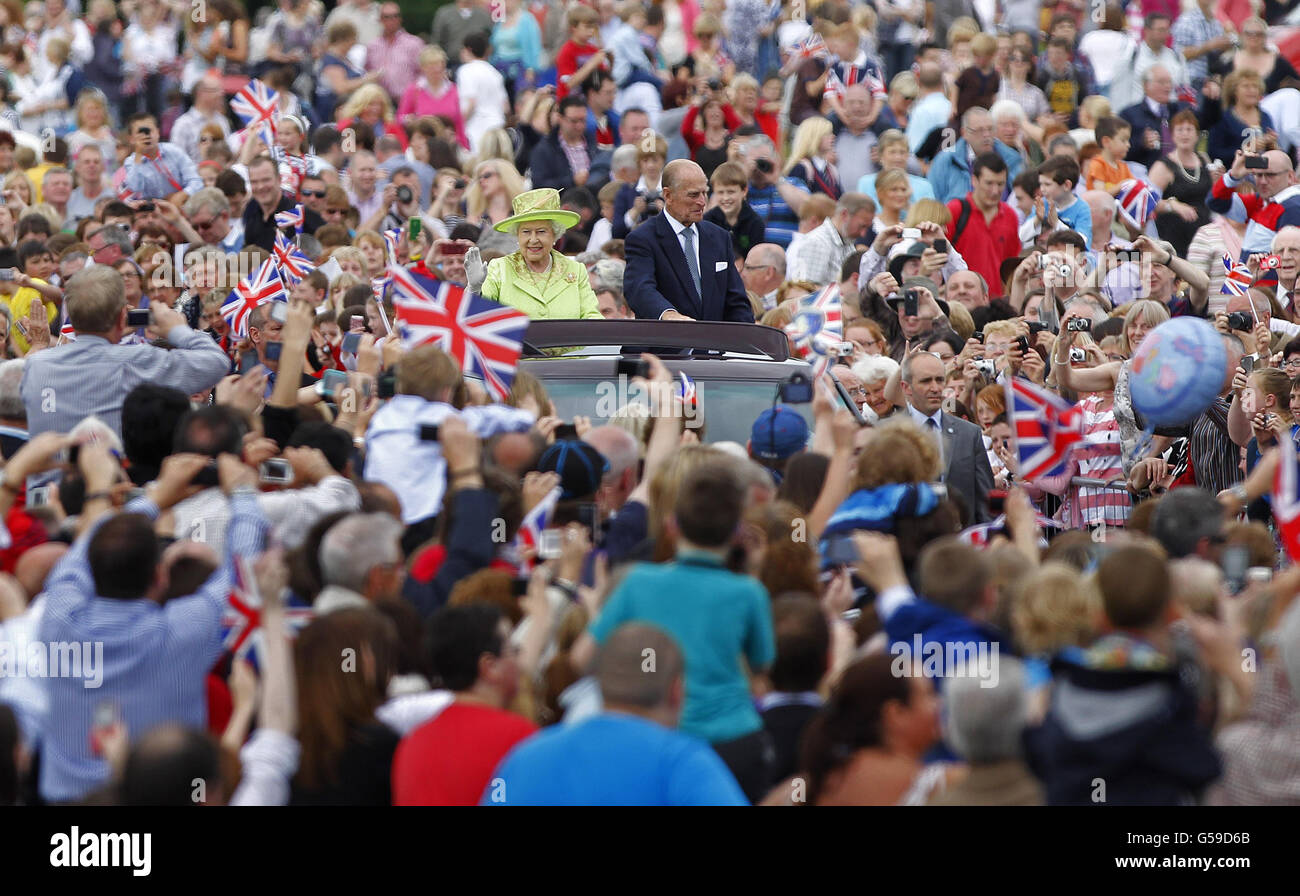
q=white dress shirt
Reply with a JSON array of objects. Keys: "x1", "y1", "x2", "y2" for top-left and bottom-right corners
[
  {"x1": 907, "y1": 402, "x2": 946, "y2": 471},
  {"x1": 661, "y1": 209, "x2": 701, "y2": 320}
]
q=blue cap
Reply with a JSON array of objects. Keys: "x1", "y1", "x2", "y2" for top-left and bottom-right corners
[
  {"x1": 537, "y1": 439, "x2": 609, "y2": 499},
  {"x1": 750, "y1": 406, "x2": 809, "y2": 460}
]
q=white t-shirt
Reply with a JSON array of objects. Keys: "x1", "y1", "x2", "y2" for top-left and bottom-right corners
[{"x1": 456, "y1": 58, "x2": 507, "y2": 154}]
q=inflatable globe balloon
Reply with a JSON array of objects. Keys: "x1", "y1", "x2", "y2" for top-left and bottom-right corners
[{"x1": 1128, "y1": 316, "x2": 1228, "y2": 427}]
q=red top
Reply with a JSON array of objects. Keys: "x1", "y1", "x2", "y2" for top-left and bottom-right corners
[
  {"x1": 945, "y1": 195, "x2": 1021, "y2": 298},
  {"x1": 555, "y1": 40, "x2": 606, "y2": 100},
  {"x1": 680, "y1": 102, "x2": 741, "y2": 154},
  {"x1": 392, "y1": 702, "x2": 537, "y2": 805}
]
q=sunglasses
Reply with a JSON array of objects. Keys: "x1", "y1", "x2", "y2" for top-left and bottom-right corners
[
  {"x1": 136, "y1": 126, "x2": 153, "y2": 135},
  {"x1": 302, "y1": 189, "x2": 327, "y2": 198},
  {"x1": 325, "y1": 208, "x2": 347, "y2": 215}
]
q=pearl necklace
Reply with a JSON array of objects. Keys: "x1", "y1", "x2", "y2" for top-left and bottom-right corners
[{"x1": 1170, "y1": 151, "x2": 1201, "y2": 183}]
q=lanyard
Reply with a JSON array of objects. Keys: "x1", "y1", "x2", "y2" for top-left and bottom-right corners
[{"x1": 145, "y1": 154, "x2": 183, "y2": 193}]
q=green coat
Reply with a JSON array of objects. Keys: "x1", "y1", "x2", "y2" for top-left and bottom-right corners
[{"x1": 480, "y1": 250, "x2": 603, "y2": 320}]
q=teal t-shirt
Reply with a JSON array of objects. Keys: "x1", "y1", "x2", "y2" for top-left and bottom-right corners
[{"x1": 588, "y1": 552, "x2": 775, "y2": 744}]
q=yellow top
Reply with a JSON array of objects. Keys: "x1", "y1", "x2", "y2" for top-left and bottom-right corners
[
  {"x1": 480, "y1": 250, "x2": 602, "y2": 320},
  {"x1": 5, "y1": 280, "x2": 58, "y2": 354}
]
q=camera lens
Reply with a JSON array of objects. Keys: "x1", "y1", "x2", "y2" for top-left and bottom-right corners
[
  {"x1": 454, "y1": 179, "x2": 467, "y2": 190},
  {"x1": 396, "y1": 185, "x2": 414, "y2": 204}
]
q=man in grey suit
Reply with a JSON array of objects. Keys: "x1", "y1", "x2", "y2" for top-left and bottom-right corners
[{"x1": 900, "y1": 349, "x2": 995, "y2": 523}]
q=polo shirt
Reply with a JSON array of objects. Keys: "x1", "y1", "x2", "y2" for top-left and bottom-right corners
[
  {"x1": 483, "y1": 713, "x2": 748, "y2": 806},
  {"x1": 945, "y1": 194, "x2": 1020, "y2": 298}
]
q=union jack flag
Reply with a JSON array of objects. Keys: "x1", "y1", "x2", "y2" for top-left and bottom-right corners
[
  {"x1": 783, "y1": 282, "x2": 842, "y2": 378},
  {"x1": 1221, "y1": 253, "x2": 1253, "y2": 297},
  {"x1": 1274, "y1": 442, "x2": 1300, "y2": 562},
  {"x1": 510, "y1": 485, "x2": 561, "y2": 573},
  {"x1": 1006, "y1": 377, "x2": 1085, "y2": 480},
  {"x1": 862, "y1": 66, "x2": 888, "y2": 100},
  {"x1": 787, "y1": 33, "x2": 828, "y2": 63},
  {"x1": 59, "y1": 310, "x2": 75, "y2": 342},
  {"x1": 221, "y1": 556, "x2": 314, "y2": 667},
  {"x1": 273, "y1": 231, "x2": 315, "y2": 286},
  {"x1": 390, "y1": 266, "x2": 529, "y2": 401},
  {"x1": 230, "y1": 78, "x2": 279, "y2": 149},
  {"x1": 675, "y1": 370, "x2": 698, "y2": 407},
  {"x1": 1116, "y1": 179, "x2": 1158, "y2": 232},
  {"x1": 960, "y1": 512, "x2": 1062, "y2": 547},
  {"x1": 275, "y1": 203, "x2": 305, "y2": 234},
  {"x1": 221, "y1": 258, "x2": 286, "y2": 338},
  {"x1": 383, "y1": 228, "x2": 401, "y2": 265},
  {"x1": 372, "y1": 274, "x2": 392, "y2": 302}
]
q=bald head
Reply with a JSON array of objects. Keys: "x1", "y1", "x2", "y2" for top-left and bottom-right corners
[
  {"x1": 917, "y1": 62, "x2": 943, "y2": 91},
  {"x1": 1084, "y1": 189, "x2": 1115, "y2": 226},
  {"x1": 662, "y1": 159, "x2": 708, "y2": 225},
  {"x1": 14, "y1": 542, "x2": 68, "y2": 599},
  {"x1": 595, "y1": 623, "x2": 685, "y2": 716},
  {"x1": 742, "y1": 242, "x2": 786, "y2": 296}
]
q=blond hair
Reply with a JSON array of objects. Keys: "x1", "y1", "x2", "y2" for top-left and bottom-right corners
[
  {"x1": 784, "y1": 117, "x2": 835, "y2": 175},
  {"x1": 337, "y1": 83, "x2": 394, "y2": 124},
  {"x1": 1011, "y1": 562, "x2": 1101, "y2": 654},
  {"x1": 852, "y1": 420, "x2": 940, "y2": 489}
]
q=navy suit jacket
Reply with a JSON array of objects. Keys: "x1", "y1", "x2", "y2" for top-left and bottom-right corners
[
  {"x1": 1120, "y1": 99, "x2": 1188, "y2": 173},
  {"x1": 623, "y1": 213, "x2": 754, "y2": 322}
]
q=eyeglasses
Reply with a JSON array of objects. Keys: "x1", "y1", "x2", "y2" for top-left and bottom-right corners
[
  {"x1": 1284, "y1": 358, "x2": 1300, "y2": 369},
  {"x1": 845, "y1": 386, "x2": 868, "y2": 398},
  {"x1": 301, "y1": 189, "x2": 327, "y2": 198},
  {"x1": 192, "y1": 216, "x2": 219, "y2": 229}
]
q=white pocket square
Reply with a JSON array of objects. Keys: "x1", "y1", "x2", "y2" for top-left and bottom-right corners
[{"x1": 714, "y1": 261, "x2": 728, "y2": 272}]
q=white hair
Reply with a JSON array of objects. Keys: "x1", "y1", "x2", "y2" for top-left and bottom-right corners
[
  {"x1": 319, "y1": 513, "x2": 404, "y2": 592},
  {"x1": 0, "y1": 359, "x2": 23, "y2": 420},
  {"x1": 943, "y1": 656, "x2": 1029, "y2": 762},
  {"x1": 1272, "y1": 225, "x2": 1300, "y2": 251},
  {"x1": 989, "y1": 99, "x2": 1026, "y2": 125},
  {"x1": 853, "y1": 354, "x2": 900, "y2": 386}
]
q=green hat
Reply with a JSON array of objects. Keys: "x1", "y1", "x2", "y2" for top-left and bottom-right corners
[{"x1": 494, "y1": 188, "x2": 582, "y2": 234}]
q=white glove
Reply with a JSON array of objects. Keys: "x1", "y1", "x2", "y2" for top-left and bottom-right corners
[{"x1": 465, "y1": 246, "x2": 486, "y2": 294}]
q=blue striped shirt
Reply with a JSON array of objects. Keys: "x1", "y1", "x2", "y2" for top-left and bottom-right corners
[{"x1": 36, "y1": 494, "x2": 268, "y2": 803}]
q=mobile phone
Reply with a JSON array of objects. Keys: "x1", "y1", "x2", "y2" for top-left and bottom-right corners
[
  {"x1": 0, "y1": 268, "x2": 15, "y2": 281},
  {"x1": 263, "y1": 341, "x2": 283, "y2": 361},
  {"x1": 615, "y1": 358, "x2": 650, "y2": 378},
  {"x1": 972, "y1": 331, "x2": 985, "y2": 343},
  {"x1": 779, "y1": 371, "x2": 814, "y2": 403},
  {"x1": 901, "y1": 227, "x2": 922, "y2": 241},
  {"x1": 932, "y1": 239, "x2": 947, "y2": 254},
  {"x1": 377, "y1": 370, "x2": 396, "y2": 399},
  {"x1": 418, "y1": 423, "x2": 441, "y2": 442},
  {"x1": 239, "y1": 352, "x2": 260, "y2": 374},
  {"x1": 1015, "y1": 335, "x2": 1030, "y2": 355},
  {"x1": 553, "y1": 423, "x2": 578, "y2": 440},
  {"x1": 341, "y1": 332, "x2": 362, "y2": 354},
  {"x1": 193, "y1": 460, "x2": 220, "y2": 487},
  {"x1": 350, "y1": 315, "x2": 365, "y2": 333},
  {"x1": 1244, "y1": 154, "x2": 1269, "y2": 170},
  {"x1": 270, "y1": 301, "x2": 288, "y2": 324},
  {"x1": 27, "y1": 484, "x2": 52, "y2": 507},
  {"x1": 538, "y1": 528, "x2": 563, "y2": 560},
  {"x1": 89, "y1": 700, "x2": 122, "y2": 757},
  {"x1": 903, "y1": 289, "x2": 919, "y2": 318},
  {"x1": 258, "y1": 458, "x2": 294, "y2": 484},
  {"x1": 1222, "y1": 545, "x2": 1250, "y2": 594},
  {"x1": 408, "y1": 216, "x2": 423, "y2": 261},
  {"x1": 316, "y1": 368, "x2": 348, "y2": 398},
  {"x1": 438, "y1": 241, "x2": 468, "y2": 258},
  {"x1": 126, "y1": 308, "x2": 151, "y2": 327},
  {"x1": 1240, "y1": 355, "x2": 1255, "y2": 374},
  {"x1": 510, "y1": 577, "x2": 530, "y2": 597},
  {"x1": 822, "y1": 533, "x2": 859, "y2": 566}
]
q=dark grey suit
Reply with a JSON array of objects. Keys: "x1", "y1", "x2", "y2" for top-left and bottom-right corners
[{"x1": 938, "y1": 411, "x2": 996, "y2": 524}]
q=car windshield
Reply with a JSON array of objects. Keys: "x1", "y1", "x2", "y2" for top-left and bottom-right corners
[{"x1": 539, "y1": 377, "x2": 815, "y2": 446}]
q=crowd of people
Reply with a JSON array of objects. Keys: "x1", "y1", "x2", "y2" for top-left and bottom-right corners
[{"x1": 0, "y1": 0, "x2": 1299, "y2": 808}]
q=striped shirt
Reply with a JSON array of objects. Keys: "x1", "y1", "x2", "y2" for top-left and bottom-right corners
[
  {"x1": 37, "y1": 494, "x2": 268, "y2": 803},
  {"x1": 1190, "y1": 397, "x2": 1242, "y2": 497},
  {"x1": 1069, "y1": 396, "x2": 1131, "y2": 528},
  {"x1": 19, "y1": 328, "x2": 232, "y2": 440}
]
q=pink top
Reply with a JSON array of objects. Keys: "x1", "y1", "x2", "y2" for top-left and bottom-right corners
[{"x1": 397, "y1": 77, "x2": 469, "y2": 149}]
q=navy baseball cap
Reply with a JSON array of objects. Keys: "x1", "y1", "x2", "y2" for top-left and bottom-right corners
[
  {"x1": 750, "y1": 406, "x2": 809, "y2": 460},
  {"x1": 537, "y1": 439, "x2": 609, "y2": 499}
]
